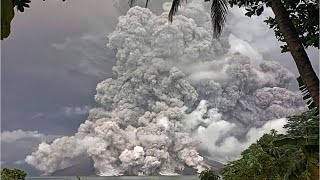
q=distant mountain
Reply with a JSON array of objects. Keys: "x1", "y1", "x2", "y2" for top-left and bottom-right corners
[
  {"x1": 50, "y1": 157, "x2": 96, "y2": 176},
  {"x1": 202, "y1": 156, "x2": 224, "y2": 174},
  {"x1": 51, "y1": 156, "x2": 224, "y2": 176}
]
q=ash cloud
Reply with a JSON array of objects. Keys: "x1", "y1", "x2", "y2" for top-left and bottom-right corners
[{"x1": 26, "y1": 0, "x2": 305, "y2": 176}]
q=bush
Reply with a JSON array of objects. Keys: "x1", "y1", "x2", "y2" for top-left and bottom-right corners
[
  {"x1": 198, "y1": 170, "x2": 220, "y2": 180},
  {"x1": 0, "y1": 168, "x2": 27, "y2": 180}
]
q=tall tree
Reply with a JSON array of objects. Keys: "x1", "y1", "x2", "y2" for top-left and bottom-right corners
[
  {"x1": 168, "y1": 0, "x2": 229, "y2": 38},
  {"x1": 270, "y1": 0, "x2": 319, "y2": 107}
]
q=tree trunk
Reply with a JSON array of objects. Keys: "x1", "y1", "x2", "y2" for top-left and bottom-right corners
[
  {"x1": 271, "y1": 0, "x2": 319, "y2": 108},
  {"x1": 305, "y1": 145, "x2": 319, "y2": 180}
]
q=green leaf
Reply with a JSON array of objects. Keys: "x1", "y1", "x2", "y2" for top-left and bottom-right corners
[
  {"x1": 273, "y1": 137, "x2": 319, "y2": 147},
  {"x1": 1, "y1": 0, "x2": 15, "y2": 40}
]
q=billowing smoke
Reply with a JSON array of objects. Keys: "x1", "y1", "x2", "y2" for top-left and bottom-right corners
[{"x1": 26, "y1": 0, "x2": 305, "y2": 176}]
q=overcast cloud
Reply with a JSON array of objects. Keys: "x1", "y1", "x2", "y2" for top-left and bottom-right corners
[{"x1": 1, "y1": 130, "x2": 60, "y2": 175}]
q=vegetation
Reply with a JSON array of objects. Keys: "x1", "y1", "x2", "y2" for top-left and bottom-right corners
[
  {"x1": 274, "y1": 107, "x2": 319, "y2": 180},
  {"x1": 0, "y1": 168, "x2": 27, "y2": 180},
  {"x1": 283, "y1": 107, "x2": 319, "y2": 137},
  {"x1": 12, "y1": 0, "x2": 31, "y2": 12},
  {"x1": 220, "y1": 106, "x2": 319, "y2": 180},
  {"x1": 220, "y1": 131, "x2": 303, "y2": 180},
  {"x1": 1, "y1": 0, "x2": 15, "y2": 40},
  {"x1": 198, "y1": 170, "x2": 221, "y2": 180},
  {"x1": 1, "y1": 0, "x2": 32, "y2": 40}
]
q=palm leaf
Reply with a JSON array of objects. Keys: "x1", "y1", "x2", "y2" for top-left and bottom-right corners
[
  {"x1": 168, "y1": 0, "x2": 186, "y2": 22},
  {"x1": 145, "y1": 0, "x2": 150, "y2": 8},
  {"x1": 284, "y1": 157, "x2": 307, "y2": 180},
  {"x1": 273, "y1": 137, "x2": 319, "y2": 147},
  {"x1": 210, "y1": 0, "x2": 228, "y2": 38},
  {"x1": 297, "y1": 76, "x2": 316, "y2": 109},
  {"x1": 168, "y1": 0, "x2": 228, "y2": 38}
]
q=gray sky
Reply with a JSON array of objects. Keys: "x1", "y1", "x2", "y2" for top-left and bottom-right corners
[
  {"x1": 1, "y1": 0, "x2": 319, "y2": 176},
  {"x1": 2, "y1": 0, "x2": 118, "y2": 134},
  {"x1": 1, "y1": 0, "x2": 119, "y2": 175}
]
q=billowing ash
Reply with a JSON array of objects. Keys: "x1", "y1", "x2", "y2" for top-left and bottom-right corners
[{"x1": 26, "y1": 0, "x2": 305, "y2": 176}]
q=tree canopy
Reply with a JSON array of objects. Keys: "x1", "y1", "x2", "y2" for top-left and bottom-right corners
[
  {"x1": 221, "y1": 106, "x2": 319, "y2": 180},
  {"x1": 0, "y1": 168, "x2": 27, "y2": 180},
  {"x1": 221, "y1": 131, "x2": 303, "y2": 180}
]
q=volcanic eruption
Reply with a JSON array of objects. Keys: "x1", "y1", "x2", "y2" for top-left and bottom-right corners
[{"x1": 26, "y1": 0, "x2": 305, "y2": 176}]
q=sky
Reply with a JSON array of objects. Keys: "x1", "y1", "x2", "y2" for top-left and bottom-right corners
[{"x1": 1, "y1": 0, "x2": 319, "y2": 176}]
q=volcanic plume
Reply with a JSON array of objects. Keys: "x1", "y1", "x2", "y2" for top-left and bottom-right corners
[{"x1": 26, "y1": 0, "x2": 305, "y2": 176}]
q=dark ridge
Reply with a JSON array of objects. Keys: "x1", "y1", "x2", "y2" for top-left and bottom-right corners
[{"x1": 50, "y1": 157, "x2": 95, "y2": 176}]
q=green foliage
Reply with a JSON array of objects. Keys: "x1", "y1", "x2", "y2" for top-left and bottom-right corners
[
  {"x1": 0, "y1": 168, "x2": 27, "y2": 180},
  {"x1": 1, "y1": 0, "x2": 15, "y2": 40},
  {"x1": 228, "y1": 0, "x2": 319, "y2": 53},
  {"x1": 198, "y1": 170, "x2": 220, "y2": 180},
  {"x1": 1, "y1": 0, "x2": 31, "y2": 40},
  {"x1": 221, "y1": 106, "x2": 319, "y2": 180},
  {"x1": 274, "y1": 107, "x2": 319, "y2": 180},
  {"x1": 283, "y1": 107, "x2": 319, "y2": 137},
  {"x1": 221, "y1": 131, "x2": 303, "y2": 180},
  {"x1": 12, "y1": 0, "x2": 31, "y2": 12},
  {"x1": 297, "y1": 76, "x2": 317, "y2": 109}
]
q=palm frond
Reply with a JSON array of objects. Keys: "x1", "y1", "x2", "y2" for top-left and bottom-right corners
[
  {"x1": 284, "y1": 157, "x2": 307, "y2": 180},
  {"x1": 211, "y1": 0, "x2": 228, "y2": 38},
  {"x1": 145, "y1": 0, "x2": 150, "y2": 8},
  {"x1": 168, "y1": 0, "x2": 228, "y2": 38},
  {"x1": 168, "y1": 0, "x2": 186, "y2": 23},
  {"x1": 273, "y1": 136, "x2": 319, "y2": 147},
  {"x1": 128, "y1": 0, "x2": 137, "y2": 7},
  {"x1": 297, "y1": 76, "x2": 316, "y2": 109}
]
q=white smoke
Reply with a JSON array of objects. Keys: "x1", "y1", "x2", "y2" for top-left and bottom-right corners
[
  {"x1": 26, "y1": 0, "x2": 305, "y2": 176},
  {"x1": 186, "y1": 100, "x2": 288, "y2": 162}
]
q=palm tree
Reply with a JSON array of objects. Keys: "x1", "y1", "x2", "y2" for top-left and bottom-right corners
[{"x1": 168, "y1": 0, "x2": 228, "y2": 38}]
